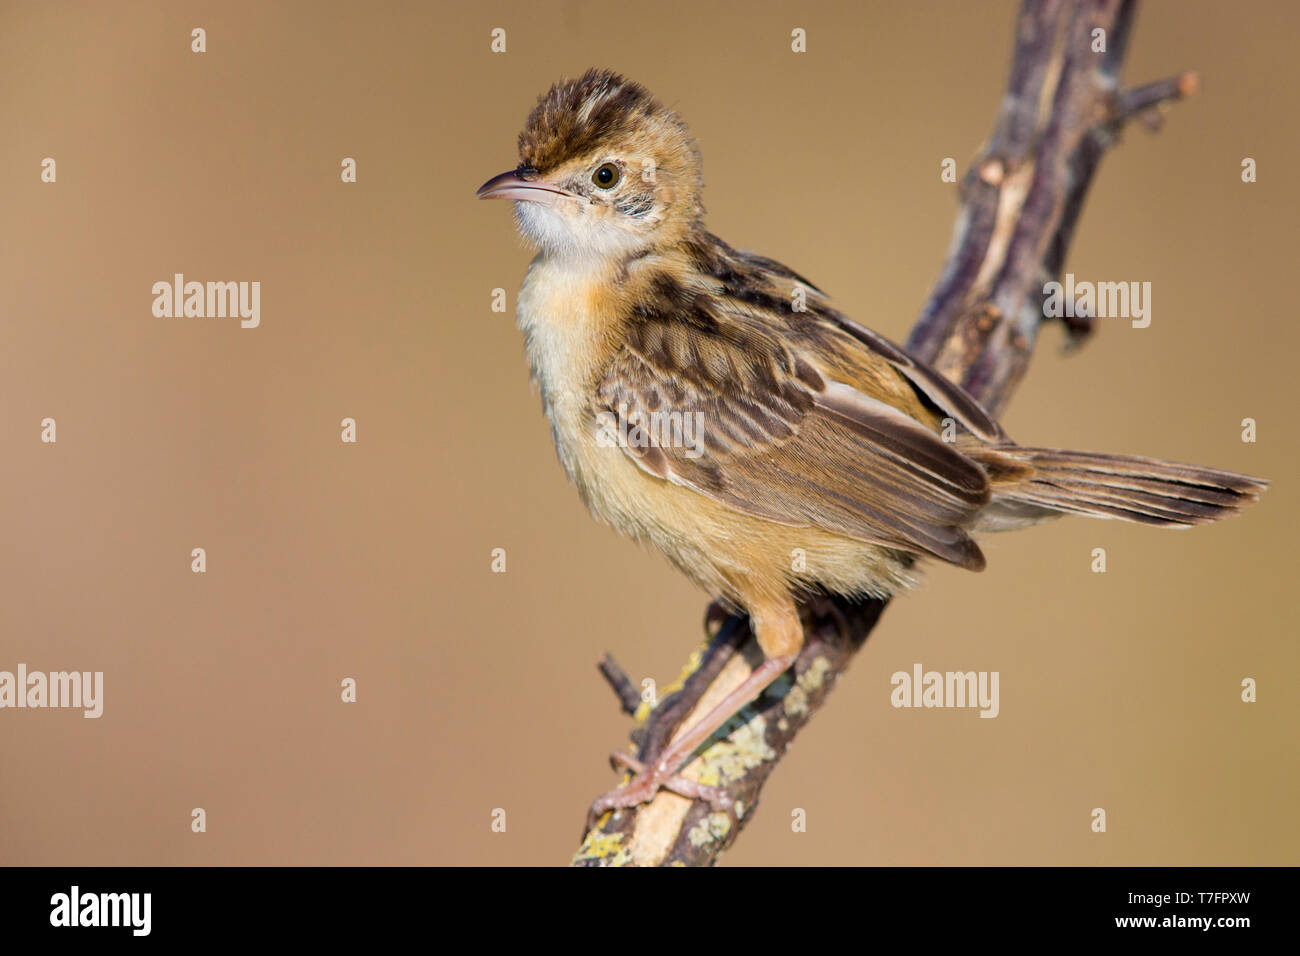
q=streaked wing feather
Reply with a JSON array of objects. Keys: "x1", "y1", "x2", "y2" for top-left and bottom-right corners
[
  {"x1": 598, "y1": 321, "x2": 992, "y2": 570},
  {"x1": 824, "y1": 315, "x2": 1007, "y2": 442}
]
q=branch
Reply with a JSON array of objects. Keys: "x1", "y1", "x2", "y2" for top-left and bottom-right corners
[{"x1": 573, "y1": 0, "x2": 1192, "y2": 866}]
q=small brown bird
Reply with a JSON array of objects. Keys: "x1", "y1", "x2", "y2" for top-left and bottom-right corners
[{"x1": 477, "y1": 69, "x2": 1266, "y2": 818}]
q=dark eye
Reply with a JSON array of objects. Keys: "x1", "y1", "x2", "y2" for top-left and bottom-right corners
[{"x1": 592, "y1": 163, "x2": 620, "y2": 189}]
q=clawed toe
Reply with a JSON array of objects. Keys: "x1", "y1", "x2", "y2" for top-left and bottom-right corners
[{"x1": 586, "y1": 751, "x2": 733, "y2": 831}]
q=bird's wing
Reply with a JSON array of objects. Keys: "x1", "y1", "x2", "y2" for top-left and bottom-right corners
[
  {"x1": 724, "y1": 244, "x2": 1006, "y2": 443},
  {"x1": 596, "y1": 315, "x2": 993, "y2": 570},
  {"x1": 822, "y1": 314, "x2": 1007, "y2": 443}
]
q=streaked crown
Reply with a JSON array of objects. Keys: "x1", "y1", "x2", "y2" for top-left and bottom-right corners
[{"x1": 517, "y1": 69, "x2": 703, "y2": 215}]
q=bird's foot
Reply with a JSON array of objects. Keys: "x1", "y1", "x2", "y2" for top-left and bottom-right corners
[{"x1": 586, "y1": 752, "x2": 732, "y2": 831}]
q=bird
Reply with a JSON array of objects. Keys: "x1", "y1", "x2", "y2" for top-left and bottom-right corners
[{"x1": 476, "y1": 68, "x2": 1267, "y2": 820}]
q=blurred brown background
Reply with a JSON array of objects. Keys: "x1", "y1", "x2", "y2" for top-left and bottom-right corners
[{"x1": 1, "y1": 0, "x2": 1295, "y2": 866}]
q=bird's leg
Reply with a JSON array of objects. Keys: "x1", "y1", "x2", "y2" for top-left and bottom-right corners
[
  {"x1": 588, "y1": 655, "x2": 795, "y2": 825},
  {"x1": 588, "y1": 595, "x2": 803, "y2": 823},
  {"x1": 606, "y1": 752, "x2": 727, "y2": 803}
]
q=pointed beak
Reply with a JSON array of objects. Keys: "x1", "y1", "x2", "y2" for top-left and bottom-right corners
[{"x1": 476, "y1": 167, "x2": 570, "y2": 205}]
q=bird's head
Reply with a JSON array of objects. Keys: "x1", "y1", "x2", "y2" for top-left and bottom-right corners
[{"x1": 477, "y1": 69, "x2": 703, "y2": 263}]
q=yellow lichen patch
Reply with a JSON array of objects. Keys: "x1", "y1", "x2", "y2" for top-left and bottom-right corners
[
  {"x1": 664, "y1": 645, "x2": 706, "y2": 695},
  {"x1": 781, "y1": 685, "x2": 809, "y2": 719},
  {"x1": 572, "y1": 829, "x2": 633, "y2": 866},
  {"x1": 637, "y1": 643, "x2": 707, "y2": 725},
  {"x1": 687, "y1": 811, "x2": 732, "y2": 847},
  {"x1": 692, "y1": 709, "x2": 776, "y2": 787},
  {"x1": 783, "y1": 656, "x2": 832, "y2": 718}
]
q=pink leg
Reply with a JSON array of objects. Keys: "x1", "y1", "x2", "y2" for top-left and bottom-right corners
[{"x1": 588, "y1": 653, "x2": 797, "y2": 822}]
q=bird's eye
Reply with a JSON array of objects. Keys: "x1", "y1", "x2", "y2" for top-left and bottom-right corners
[{"x1": 592, "y1": 163, "x2": 620, "y2": 189}]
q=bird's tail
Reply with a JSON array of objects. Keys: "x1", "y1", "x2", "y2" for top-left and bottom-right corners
[{"x1": 969, "y1": 445, "x2": 1267, "y2": 532}]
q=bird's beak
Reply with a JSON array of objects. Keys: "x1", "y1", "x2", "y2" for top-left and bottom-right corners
[{"x1": 476, "y1": 168, "x2": 570, "y2": 206}]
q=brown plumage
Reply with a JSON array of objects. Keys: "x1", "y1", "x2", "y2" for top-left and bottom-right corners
[{"x1": 477, "y1": 68, "x2": 1267, "y2": 818}]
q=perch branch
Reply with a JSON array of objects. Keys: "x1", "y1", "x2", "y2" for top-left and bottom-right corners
[{"x1": 573, "y1": 0, "x2": 1190, "y2": 866}]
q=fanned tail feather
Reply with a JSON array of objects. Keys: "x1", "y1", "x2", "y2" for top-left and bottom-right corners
[{"x1": 973, "y1": 446, "x2": 1267, "y2": 530}]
